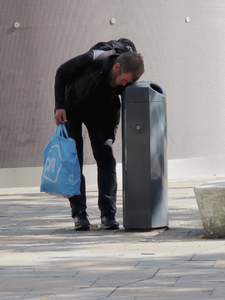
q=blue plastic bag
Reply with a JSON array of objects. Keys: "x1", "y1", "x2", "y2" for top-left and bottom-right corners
[{"x1": 40, "y1": 124, "x2": 80, "y2": 197}]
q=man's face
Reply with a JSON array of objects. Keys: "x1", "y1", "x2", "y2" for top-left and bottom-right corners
[
  {"x1": 115, "y1": 72, "x2": 133, "y2": 87},
  {"x1": 108, "y1": 63, "x2": 133, "y2": 87}
]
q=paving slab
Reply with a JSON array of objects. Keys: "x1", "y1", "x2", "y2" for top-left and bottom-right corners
[{"x1": 0, "y1": 177, "x2": 225, "y2": 299}]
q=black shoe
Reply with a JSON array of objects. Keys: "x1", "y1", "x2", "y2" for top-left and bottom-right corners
[
  {"x1": 101, "y1": 214, "x2": 119, "y2": 230},
  {"x1": 74, "y1": 211, "x2": 90, "y2": 230}
]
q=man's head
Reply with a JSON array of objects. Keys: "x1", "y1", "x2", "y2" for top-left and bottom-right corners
[{"x1": 108, "y1": 52, "x2": 145, "y2": 87}]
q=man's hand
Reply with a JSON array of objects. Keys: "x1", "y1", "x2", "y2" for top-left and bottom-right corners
[{"x1": 54, "y1": 109, "x2": 67, "y2": 125}]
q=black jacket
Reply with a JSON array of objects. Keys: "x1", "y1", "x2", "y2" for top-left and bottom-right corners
[{"x1": 55, "y1": 51, "x2": 125, "y2": 129}]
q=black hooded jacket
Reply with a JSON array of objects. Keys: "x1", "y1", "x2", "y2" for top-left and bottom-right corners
[
  {"x1": 55, "y1": 38, "x2": 137, "y2": 130},
  {"x1": 55, "y1": 51, "x2": 125, "y2": 129}
]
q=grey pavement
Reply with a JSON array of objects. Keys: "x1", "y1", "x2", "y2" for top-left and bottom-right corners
[{"x1": 0, "y1": 176, "x2": 225, "y2": 300}]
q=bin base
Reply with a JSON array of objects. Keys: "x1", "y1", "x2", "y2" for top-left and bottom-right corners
[{"x1": 124, "y1": 226, "x2": 169, "y2": 232}]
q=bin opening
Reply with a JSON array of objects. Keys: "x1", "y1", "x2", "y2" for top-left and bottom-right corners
[{"x1": 150, "y1": 83, "x2": 163, "y2": 94}]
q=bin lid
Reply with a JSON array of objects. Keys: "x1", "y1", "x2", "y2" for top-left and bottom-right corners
[{"x1": 122, "y1": 81, "x2": 166, "y2": 102}]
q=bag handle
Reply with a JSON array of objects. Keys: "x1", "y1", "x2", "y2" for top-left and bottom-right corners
[{"x1": 55, "y1": 124, "x2": 69, "y2": 138}]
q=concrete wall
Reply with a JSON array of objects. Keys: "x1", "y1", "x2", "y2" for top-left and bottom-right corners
[{"x1": 1, "y1": 0, "x2": 225, "y2": 187}]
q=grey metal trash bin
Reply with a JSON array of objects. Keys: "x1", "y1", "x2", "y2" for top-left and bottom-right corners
[{"x1": 122, "y1": 81, "x2": 168, "y2": 231}]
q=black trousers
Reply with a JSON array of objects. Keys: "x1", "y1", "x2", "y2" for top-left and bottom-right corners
[{"x1": 65, "y1": 119, "x2": 117, "y2": 218}]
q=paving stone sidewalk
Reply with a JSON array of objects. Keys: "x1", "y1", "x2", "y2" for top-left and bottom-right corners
[{"x1": 0, "y1": 176, "x2": 225, "y2": 300}]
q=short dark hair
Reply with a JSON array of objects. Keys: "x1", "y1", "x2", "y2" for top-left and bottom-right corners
[{"x1": 115, "y1": 52, "x2": 145, "y2": 82}]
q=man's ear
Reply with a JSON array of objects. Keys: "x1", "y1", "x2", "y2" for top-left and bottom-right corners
[{"x1": 112, "y1": 63, "x2": 120, "y2": 72}]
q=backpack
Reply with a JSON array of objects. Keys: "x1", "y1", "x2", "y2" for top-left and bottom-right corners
[
  {"x1": 90, "y1": 38, "x2": 137, "y2": 54},
  {"x1": 67, "y1": 39, "x2": 137, "y2": 107}
]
